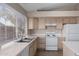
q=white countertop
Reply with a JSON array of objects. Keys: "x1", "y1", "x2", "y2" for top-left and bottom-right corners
[
  {"x1": 63, "y1": 41, "x2": 79, "y2": 56},
  {"x1": 31, "y1": 34, "x2": 64, "y2": 37},
  {"x1": 0, "y1": 36, "x2": 37, "y2": 56},
  {"x1": 0, "y1": 43, "x2": 29, "y2": 56}
]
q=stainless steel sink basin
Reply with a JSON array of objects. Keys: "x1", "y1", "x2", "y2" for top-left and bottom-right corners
[{"x1": 17, "y1": 38, "x2": 32, "y2": 43}]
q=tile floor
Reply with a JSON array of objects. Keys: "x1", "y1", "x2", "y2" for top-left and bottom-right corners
[{"x1": 35, "y1": 49, "x2": 63, "y2": 56}]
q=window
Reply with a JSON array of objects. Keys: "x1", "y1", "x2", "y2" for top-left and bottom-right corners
[{"x1": 0, "y1": 16, "x2": 15, "y2": 27}]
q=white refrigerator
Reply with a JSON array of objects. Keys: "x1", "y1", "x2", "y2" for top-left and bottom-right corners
[{"x1": 63, "y1": 24, "x2": 79, "y2": 41}]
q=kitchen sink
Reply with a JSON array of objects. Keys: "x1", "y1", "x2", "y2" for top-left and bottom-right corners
[{"x1": 16, "y1": 38, "x2": 32, "y2": 43}]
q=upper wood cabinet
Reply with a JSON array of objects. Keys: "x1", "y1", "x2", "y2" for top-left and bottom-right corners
[
  {"x1": 28, "y1": 17, "x2": 77, "y2": 30},
  {"x1": 28, "y1": 17, "x2": 38, "y2": 29},
  {"x1": 76, "y1": 17, "x2": 79, "y2": 24},
  {"x1": 38, "y1": 17, "x2": 46, "y2": 29},
  {"x1": 63, "y1": 17, "x2": 77, "y2": 24},
  {"x1": 56, "y1": 18, "x2": 63, "y2": 29},
  {"x1": 33, "y1": 18, "x2": 39, "y2": 29},
  {"x1": 46, "y1": 18, "x2": 57, "y2": 24},
  {"x1": 28, "y1": 17, "x2": 34, "y2": 29}
]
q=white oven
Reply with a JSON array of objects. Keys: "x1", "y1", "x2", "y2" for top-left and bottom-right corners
[{"x1": 46, "y1": 32, "x2": 58, "y2": 50}]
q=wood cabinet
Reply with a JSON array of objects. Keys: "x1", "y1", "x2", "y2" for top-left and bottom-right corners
[
  {"x1": 29, "y1": 43, "x2": 34, "y2": 56},
  {"x1": 29, "y1": 17, "x2": 46, "y2": 29},
  {"x1": 63, "y1": 17, "x2": 77, "y2": 24},
  {"x1": 46, "y1": 18, "x2": 57, "y2": 24},
  {"x1": 29, "y1": 38, "x2": 37, "y2": 56},
  {"x1": 17, "y1": 46, "x2": 29, "y2": 56},
  {"x1": 28, "y1": 17, "x2": 77, "y2": 30},
  {"x1": 58, "y1": 37, "x2": 65, "y2": 50},
  {"x1": 76, "y1": 17, "x2": 79, "y2": 23},
  {"x1": 37, "y1": 36, "x2": 46, "y2": 49},
  {"x1": 17, "y1": 38, "x2": 37, "y2": 56},
  {"x1": 28, "y1": 17, "x2": 34, "y2": 29},
  {"x1": 33, "y1": 18, "x2": 39, "y2": 29},
  {"x1": 29, "y1": 17, "x2": 38, "y2": 29},
  {"x1": 38, "y1": 17, "x2": 46, "y2": 29},
  {"x1": 56, "y1": 18, "x2": 63, "y2": 29},
  {"x1": 37, "y1": 44, "x2": 46, "y2": 49}
]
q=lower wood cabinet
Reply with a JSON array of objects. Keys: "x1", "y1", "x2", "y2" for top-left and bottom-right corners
[
  {"x1": 29, "y1": 44, "x2": 34, "y2": 56},
  {"x1": 17, "y1": 38, "x2": 37, "y2": 56},
  {"x1": 37, "y1": 44, "x2": 46, "y2": 49},
  {"x1": 37, "y1": 37, "x2": 46, "y2": 49},
  {"x1": 29, "y1": 39, "x2": 37, "y2": 56},
  {"x1": 17, "y1": 46, "x2": 29, "y2": 56},
  {"x1": 58, "y1": 37, "x2": 64, "y2": 50}
]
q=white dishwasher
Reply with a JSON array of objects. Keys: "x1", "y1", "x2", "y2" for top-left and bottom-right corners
[{"x1": 46, "y1": 32, "x2": 58, "y2": 50}]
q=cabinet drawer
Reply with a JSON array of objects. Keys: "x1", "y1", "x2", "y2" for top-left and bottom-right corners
[
  {"x1": 38, "y1": 38, "x2": 46, "y2": 44},
  {"x1": 37, "y1": 44, "x2": 46, "y2": 49},
  {"x1": 46, "y1": 46, "x2": 58, "y2": 50}
]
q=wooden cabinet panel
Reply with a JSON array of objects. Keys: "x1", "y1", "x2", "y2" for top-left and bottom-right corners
[
  {"x1": 37, "y1": 44, "x2": 46, "y2": 49},
  {"x1": 29, "y1": 17, "x2": 46, "y2": 29},
  {"x1": 76, "y1": 17, "x2": 79, "y2": 23},
  {"x1": 46, "y1": 18, "x2": 57, "y2": 24},
  {"x1": 29, "y1": 44, "x2": 34, "y2": 56},
  {"x1": 37, "y1": 37, "x2": 46, "y2": 44},
  {"x1": 17, "y1": 47, "x2": 29, "y2": 56},
  {"x1": 57, "y1": 18, "x2": 63, "y2": 29},
  {"x1": 29, "y1": 39, "x2": 37, "y2": 56},
  {"x1": 33, "y1": 18, "x2": 38, "y2": 29},
  {"x1": 58, "y1": 37, "x2": 65, "y2": 50},
  {"x1": 37, "y1": 37, "x2": 46, "y2": 49},
  {"x1": 69, "y1": 18, "x2": 77, "y2": 24},
  {"x1": 29, "y1": 18, "x2": 38, "y2": 29},
  {"x1": 28, "y1": 18, "x2": 34, "y2": 29},
  {"x1": 38, "y1": 18, "x2": 46, "y2": 29},
  {"x1": 63, "y1": 17, "x2": 77, "y2": 24}
]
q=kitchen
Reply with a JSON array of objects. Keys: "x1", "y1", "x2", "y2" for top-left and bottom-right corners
[{"x1": 0, "y1": 3, "x2": 79, "y2": 56}]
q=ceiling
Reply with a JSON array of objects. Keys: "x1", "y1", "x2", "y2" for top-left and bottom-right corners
[{"x1": 19, "y1": 3, "x2": 79, "y2": 12}]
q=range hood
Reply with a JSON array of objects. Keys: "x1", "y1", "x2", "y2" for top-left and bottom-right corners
[{"x1": 45, "y1": 24, "x2": 57, "y2": 27}]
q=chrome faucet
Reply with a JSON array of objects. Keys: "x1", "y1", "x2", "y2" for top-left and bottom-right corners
[{"x1": 18, "y1": 33, "x2": 24, "y2": 41}]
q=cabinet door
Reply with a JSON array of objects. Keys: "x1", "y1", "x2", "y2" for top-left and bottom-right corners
[
  {"x1": 69, "y1": 17, "x2": 77, "y2": 24},
  {"x1": 17, "y1": 46, "x2": 29, "y2": 56},
  {"x1": 37, "y1": 37, "x2": 46, "y2": 44},
  {"x1": 37, "y1": 44, "x2": 46, "y2": 49},
  {"x1": 38, "y1": 18, "x2": 45, "y2": 29},
  {"x1": 46, "y1": 18, "x2": 57, "y2": 24},
  {"x1": 33, "y1": 18, "x2": 38, "y2": 29},
  {"x1": 33, "y1": 40, "x2": 37, "y2": 55},
  {"x1": 76, "y1": 17, "x2": 79, "y2": 23},
  {"x1": 63, "y1": 17, "x2": 77, "y2": 24},
  {"x1": 29, "y1": 39, "x2": 37, "y2": 56},
  {"x1": 29, "y1": 18, "x2": 34, "y2": 29},
  {"x1": 58, "y1": 37, "x2": 64, "y2": 50},
  {"x1": 57, "y1": 18, "x2": 63, "y2": 29},
  {"x1": 29, "y1": 43, "x2": 34, "y2": 56},
  {"x1": 29, "y1": 18, "x2": 38, "y2": 29},
  {"x1": 63, "y1": 18, "x2": 69, "y2": 24},
  {"x1": 37, "y1": 37, "x2": 46, "y2": 49}
]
